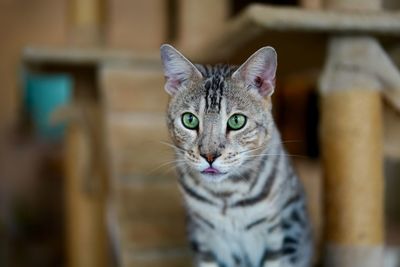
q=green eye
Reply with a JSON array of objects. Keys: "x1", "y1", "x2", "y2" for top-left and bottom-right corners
[
  {"x1": 182, "y1": 112, "x2": 199, "y2": 129},
  {"x1": 227, "y1": 114, "x2": 246, "y2": 130}
]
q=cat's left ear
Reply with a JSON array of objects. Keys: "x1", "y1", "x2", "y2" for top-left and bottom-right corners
[{"x1": 232, "y1": 46, "x2": 277, "y2": 97}]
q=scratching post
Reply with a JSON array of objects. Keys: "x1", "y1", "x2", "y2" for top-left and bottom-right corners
[
  {"x1": 317, "y1": 0, "x2": 399, "y2": 263},
  {"x1": 320, "y1": 88, "x2": 383, "y2": 267},
  {"x1": 319, "y1": 34, "x2": 400, "y2": 266},
  {"x1": 319, "y1": 36, "x2": 386, "y2": 266}
]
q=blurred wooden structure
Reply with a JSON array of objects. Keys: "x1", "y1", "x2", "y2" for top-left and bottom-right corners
[
  {"x1": 64, "y1": 103, "x2": 108, "y2": 267},
  {"x1": 69, "y1": 0, "x2": 104, "y2": 46},
  {"x1": 0, "y1": 0, "x2": 67, "y2": 130},
  {"x1": 20, "y1": 0, "x2": 400, "y2": 267},
  {"x1": 100, "y1": 62, "x2": 190, "y2": 266},
  {"x1": 106, "y1": 0, "x2": 167, "y2": 51},
  {"x1": 23, "y1": 46, "x2": 190, "y2": 266}
]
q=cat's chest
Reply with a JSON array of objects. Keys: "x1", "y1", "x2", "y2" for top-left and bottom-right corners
[
  {"x1": 190, "y1": 203, "x2": 284, "y2": 267},
  {"x1": 187, "y1": 193, "x2": 281, "y2": 232}
]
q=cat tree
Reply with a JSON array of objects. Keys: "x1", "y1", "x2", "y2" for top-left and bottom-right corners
[
  {"x1": 319, "y1": 2, "x2": 398, "y2": 267},
  {"x1": 185, "y1": 0, "x2": 400, "y2": 266},
  {"x1": 22, "y1": 0, "x2": 400, "y2": 266}
]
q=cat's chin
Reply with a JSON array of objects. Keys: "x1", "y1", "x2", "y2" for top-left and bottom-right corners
[{"x1": 199, "y1": 172, "x2": 229, "y2": 183}]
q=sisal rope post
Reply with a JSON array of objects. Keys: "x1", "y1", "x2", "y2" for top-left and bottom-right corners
[
  {"x1": 317, "y1": 0, "x2": 395, "y2": 265},
  {"x1": 319, "y1": 36, "x2": 386, "y2": 267}
]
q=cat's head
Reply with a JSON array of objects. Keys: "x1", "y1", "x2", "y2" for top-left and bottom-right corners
[{"x1": 161, "y1": 44, "x2": 277, "y2": 183}]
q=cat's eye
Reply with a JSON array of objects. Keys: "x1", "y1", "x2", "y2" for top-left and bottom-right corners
[
  {"x1": 227, "y1": 114, "x2": 247, "y2": 130},
  {"x1": 182, "y1": 112, "x2": 199, "y2": 130}
]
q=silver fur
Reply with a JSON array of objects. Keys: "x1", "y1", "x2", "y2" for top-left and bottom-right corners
[{"x1": 161, "y1": 44, "x2": 313, "y2": 267}]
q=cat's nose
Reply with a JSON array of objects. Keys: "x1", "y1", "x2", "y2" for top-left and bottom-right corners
[{"x1": 200, "y1": 153, "x2": 221, "y2": 165}]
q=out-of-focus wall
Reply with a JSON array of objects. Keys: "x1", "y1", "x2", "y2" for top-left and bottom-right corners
[{"x1": 0, "y1": 0, "x2": 67, "y2": 130}]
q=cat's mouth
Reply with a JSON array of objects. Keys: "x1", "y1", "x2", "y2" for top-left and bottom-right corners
[{"x1": 201, "y1": 167, "x2": 226, "y2": 176}]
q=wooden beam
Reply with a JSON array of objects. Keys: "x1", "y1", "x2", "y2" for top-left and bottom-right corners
[
  {"x1": 65, "y1": 114, "x2": 108, "y2": 267},
  {"x1": 22, "y1": 46, "x2": 159, "y2": 66},
  {"x1": 188, "y1": 4, "x2": 400, "y2": 62}
]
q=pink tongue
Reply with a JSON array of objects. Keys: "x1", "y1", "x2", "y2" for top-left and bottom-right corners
[{"x1": 203, "y1": 167, "x2": 220, "y2": 174}]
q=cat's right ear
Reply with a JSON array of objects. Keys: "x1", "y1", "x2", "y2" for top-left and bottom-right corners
[{"x1": 160, "y1": 44, "x2": 202, "y2": 95}]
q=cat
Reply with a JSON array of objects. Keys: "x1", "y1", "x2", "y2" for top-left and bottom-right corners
[{"x1": 160, "y1": 44, "x2": 313, "y2": 267}]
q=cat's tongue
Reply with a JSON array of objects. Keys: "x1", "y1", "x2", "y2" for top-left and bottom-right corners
[{"x1": 202, "y1": 167, "x2": 221, "y2": 174}]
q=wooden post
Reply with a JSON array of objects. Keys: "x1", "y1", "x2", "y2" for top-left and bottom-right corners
[
  {"x1": 178, "y1": 0, "x2": 229, "y2": 54},
  {"x1": 319, "y1": 36, "x2": 385, "y2": 267},
  {"x1": 64, "y1": 107, "x2": 108, "y2": 267},
  {"x1": 69, "y1": 0, "x2": 104, "y2": 46}
]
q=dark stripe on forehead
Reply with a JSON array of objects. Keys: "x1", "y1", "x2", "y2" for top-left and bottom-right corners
[
  {"x1": 194, "y1": 64, "x2": 237, "y2": 113},
  {"x1": 218, "y1": 78, "x2": 223, "y2": 111},
  {"x1": 204, "y1": 75, "x2": 225, "y2": 113}
]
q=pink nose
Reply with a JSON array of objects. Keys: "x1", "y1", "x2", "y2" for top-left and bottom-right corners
[{"x1": 200, "y1": 153, "x2": 221, "y2": 164}]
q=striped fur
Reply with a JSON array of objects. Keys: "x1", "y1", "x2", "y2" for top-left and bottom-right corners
[{"x1": 161, "y1": 45, "x2": 313, "y2": 267}]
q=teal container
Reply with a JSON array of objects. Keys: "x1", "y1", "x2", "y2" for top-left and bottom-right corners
[{"x1": 25, "y1": 74, "x2": 73, "y2": 140}]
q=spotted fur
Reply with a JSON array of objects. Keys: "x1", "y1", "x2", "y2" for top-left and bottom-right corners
[{"x1": 160, "y1": 44, "x2": 313, "y2": 267}]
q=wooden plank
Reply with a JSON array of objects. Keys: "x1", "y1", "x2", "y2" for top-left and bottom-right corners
[
  {"x1": 100, "y1": 65, "x2": 169, "y2": 113},
  {"x1": 106, "y1": 113, "x2": 175, "y2": 179},
  {"x1": 106, "y1": 0, "x2": 167, "y2": 51},
  {"x1": 324, "y1": 0, "x2": 380, "y2": 11},
  {"x1": 22, "y1": 46, "x2": 159, "y2": 65},
  {"x1": 188, "y1": 4, "x2": 400, "y2": 63},
  {"x1": 116, "y1": 179, "x2": 183, "y2": 222},
  {"x1": 120, "y1": 219, "x2": 186, "y2": 251}
]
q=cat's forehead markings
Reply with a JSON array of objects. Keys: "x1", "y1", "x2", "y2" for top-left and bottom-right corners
[
  {"x1": 204, "y1": 74, "x2": 225, "y2": 113},
  {"x1": 198, "y1": 65, "x2": 235, "y2": 114}
]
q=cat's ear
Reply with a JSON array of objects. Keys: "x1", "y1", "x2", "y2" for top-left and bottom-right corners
[
  {"x1": 232, "y1": 46, "x2": 277, "y2": 97},
  {"x1": 160, "y1": 44, "x2": 202, "y2": 95}
]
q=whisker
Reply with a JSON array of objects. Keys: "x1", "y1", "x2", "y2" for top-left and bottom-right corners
[
  {"x1": 242, "y1": 153, "x2": 308, "y2": 159},
  {"x1": 238, "y1": 144, "x2": 267, "y2": 155},
  {"x1": 232, "y1": 169, "x2": 250, "y2": 182},
  {"x1": 239, "y1": 140, "x2": 305, "y2": 156},
  {"x1": 146, "y1": 159, "x2": 186, "y2": 175},
  {"x1": 158, "y1": 164, "x2": 180, "y2": 176},
  {"x1": 159, "y1": 141, "x2": 188, "y2": 153}
]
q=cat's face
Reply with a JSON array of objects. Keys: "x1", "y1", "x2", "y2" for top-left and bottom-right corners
[{"x1": 161, "y1": 45, "x2": 277, "y2": 182}]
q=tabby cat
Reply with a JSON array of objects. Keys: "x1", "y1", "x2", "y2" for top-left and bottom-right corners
[{"x1": 160, "y1": 44, "x2": 313, "y2": 267}]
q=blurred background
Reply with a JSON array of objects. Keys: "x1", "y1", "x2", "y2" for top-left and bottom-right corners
[{"x1": 0, "y1": 0, "x2": 400, "y2": 266}]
